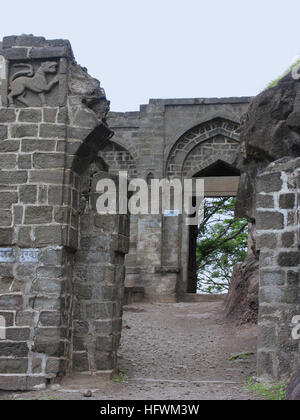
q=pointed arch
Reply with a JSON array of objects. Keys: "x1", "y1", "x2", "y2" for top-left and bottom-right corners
[{"x1": 166, "y1": 118, "x2": 240, "y2": 178}]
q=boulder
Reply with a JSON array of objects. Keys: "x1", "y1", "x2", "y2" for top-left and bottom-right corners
[{"x1": 235, "y1": 71, "x2": 300, "y2": 220}]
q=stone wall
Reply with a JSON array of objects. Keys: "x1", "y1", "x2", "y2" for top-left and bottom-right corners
[
  {"x1": 0, "y1": 35, "x2": 129, "y2": 390},
  {"x1": 256, "y1": 158, "x2": 300, "y2": 380}
]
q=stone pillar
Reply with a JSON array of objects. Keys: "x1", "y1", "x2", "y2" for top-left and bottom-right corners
[
  {"x1": 72, "y1": 169, "x2": 129, "y2": 374},
  {"x1": 0, "y1": 35, "x2": 125, "y2": 390},
  {"x1": 256, "y1": 158, "x2": 300, "y2": 380}
]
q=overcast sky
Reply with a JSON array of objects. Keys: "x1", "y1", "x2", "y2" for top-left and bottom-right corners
[{"x1": 1, "y1": 0, "x2": 300, "y2": 111}]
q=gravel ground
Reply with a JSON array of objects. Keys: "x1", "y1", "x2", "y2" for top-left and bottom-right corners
[{"x1": 0, "y1": 298, "x2": 261, "y2": 400}]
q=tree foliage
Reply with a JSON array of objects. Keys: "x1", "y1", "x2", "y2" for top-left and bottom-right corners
[{"x1": 196, "y1": 197, "x2": 248, "y2": 294}]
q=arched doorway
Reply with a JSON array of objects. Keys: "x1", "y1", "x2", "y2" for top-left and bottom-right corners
[
  {"x1": 186, "y1": 160, "x2": 241, "y2": 294},
  {"x1": 164, "y1": 118, "x2": 242, "y2": 299}
]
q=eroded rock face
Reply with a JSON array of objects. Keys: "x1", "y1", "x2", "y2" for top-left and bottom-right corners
[
  {"x1": 225, "y1": 255, "x2": 259, "y2": 325},
  {"x1": 235, "y1": 71, "x2": 300, "y2": 219},
  {"x1": 69, "y1": 64, "x2": 109, "y2": 121}
]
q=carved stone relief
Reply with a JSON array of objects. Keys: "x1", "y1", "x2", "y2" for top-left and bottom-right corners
[{"x1": 7, "y1": 59, "x2": 66, "y2": 107}]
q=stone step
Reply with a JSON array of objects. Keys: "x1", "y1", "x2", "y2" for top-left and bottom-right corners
[{"x1": 181, "y1": 293, "x2": 226, "y2": 303}]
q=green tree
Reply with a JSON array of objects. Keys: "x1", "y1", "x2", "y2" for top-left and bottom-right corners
[{"x1": 196, "y1": 197, "x2": 248, "y2": 294}]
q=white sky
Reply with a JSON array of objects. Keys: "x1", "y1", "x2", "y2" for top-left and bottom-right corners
[{"x1": 1, "y1": 0, "x2": 300, "y2": 111}]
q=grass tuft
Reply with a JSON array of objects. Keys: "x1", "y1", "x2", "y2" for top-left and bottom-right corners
[
  {"x1": 244, "y1": 375, "x2": 287, "y2": 400},
  {"x1": 265, "y1": 59, "x2": 300, "y2": 90}
]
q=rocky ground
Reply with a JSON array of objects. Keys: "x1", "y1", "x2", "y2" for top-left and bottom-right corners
[{"x1": 0, "y1": 298, "x2": 261, "y2": 400}]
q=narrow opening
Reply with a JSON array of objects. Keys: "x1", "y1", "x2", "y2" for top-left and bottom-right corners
[{"x1": 187, "y1": 161, "x2": 247, "y2": 295}]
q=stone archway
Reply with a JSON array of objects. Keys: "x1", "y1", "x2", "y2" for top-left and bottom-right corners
[
  {"x1": 107, "y1": 100, "x2": 250, "y2": 302},
  {"x1": 162, "y1": 118, "x2": 242, "y2": 299}
]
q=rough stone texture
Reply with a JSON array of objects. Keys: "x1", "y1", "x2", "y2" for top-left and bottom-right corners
[
  {"x1": 256, "y1": 158, "x2": 300, "y2": 381},
  {"x1": 72, "y1": 168, "x2": 129, "y2": 373},
  {"x1": 0, "y1": 35, "x2": 128, "y2": 390},
  {"x1": 235, "y1": 71, "x2": 300, "y2": 220},
  {"x1": 225, "y1": 255, "x2": 259, "y2": 325}
]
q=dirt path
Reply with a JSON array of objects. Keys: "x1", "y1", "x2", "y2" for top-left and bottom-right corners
[{"x1": 0, "y1": 298, "x2": 260, "y2": 400}]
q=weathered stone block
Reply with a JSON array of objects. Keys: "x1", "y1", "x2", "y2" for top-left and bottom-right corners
[
  {"x1": 0, "y1": 171, "x2": 28, "y2": 185},
  {"x1": 33, "y1": 153, "x2": 65, "y2": 169},
  {"x1": 29, "y1": 296, "x2": 61, "y2": 311},
  {"x1": 2, "y1": 47, "x2": 29, "y2": 60},
  {"x1": 0, "y1": 154, "x2": 17, "y2": 169},
  {"x1": 17, "y1": 227, "x2": 34, "y2": 248},
  {"x1": 32, "y1": 358, "x2": 42, "y2": 374},
  {"x1": 281, "y1": 232, "x2": 295, "y2": 248},
  {"x1": 15, "y1": 263, "x2": 36, "y2": 279},
  {"x1": 21, "y1": 139, "x2": 56, "y2": 153},
  {"x1": 43, "y1": 108, "x2": 57, "y2": 123},
  {"x1": 34, "y1": 226, "x2": 63, "y2": 246},
  {"x1": 11, "y1": 124, "x2": 38, "y2": 138},
  {"x1": 279, "y1": 194, "x2": 295, "y2": 209},
  {"x1": 0, "y1": 109, "x2": 16, "y2": 123},
  {"x1": 256, "y1": 194, "x2": 274, "y2": 209},
  {"x1": 0, "y1": 140, "x2": 20, "y2": 153},
  {"x1": 85, "y1": 302, "x2": 114, "y2": 319},
  {"x1": 0, "y1": 342, "x2": 28, "y2": 357},
  {"x1": 35, "y1": 327, "x2": 64, "y2": 343},
  {"x1": 0, "y1": 228, "x2": 14, "y2": 245},
  {"x1": 0, "y1": 192, "x2": 18, "y2": 209},
  {"x1": 0, "y1": 210, "x2": 12, "y2": 226},
  {"x1": 0, "y1": 311, "x2": 14, "y2": 326},
  {"x1": 30, "y1": 46, "x2": 69, "y2": 59},
  {"x1": 24, "y1": 206, "x2": 53, "y2": 224},
  {"x1": 18, "y1": 154, "x2": 32, "y2": 169},
  {"x1": 257, "y1": 172, "x2": 282, "y2": 193},
  {"x1": 260, "y1": 270, "x2": 285, "y2": 286},
  {"x1": 0, "y1": 358, "x2": 28, "y2": 374},
  {"x1": 54, "y1": 207, "x2": 70, "y2": 224},
  {"x1": 278, "y1": 252, "x2": 300, "y2": 267},
  {"x1": 0, "y1": 125, "x2": 8, "y2": 140},
  {"x1": 13, "y1": 206, "x2": 23, "y2": 225},
  {"x1": 39, "y1": 248, "x2": 64, "y2": 266},
  {"x1": 39, "y1": 124, "x2": 66, "y2": 139},
  {"x1": 48, "y1": 186, "x2": 71, "y2": 205},
  {"x1": 18, "y1": 109, "x2": 42, "y2": 123},
  {"x1": 29, "y1": 169, "x2": 65, "y2": 185},
  {"x1": 260, "y1": 286, "x2": 285, "y2": 304},
  {"x1": 39, "y1": 311, "x2": 61, "y2": 326},
  {"x1": 256, "y1": 211, "x2": 284, "y2": 230},
  {"x1": 72, "y1": 353, "x2": 89, "y2": 372},
  {"x1": 96, "y1": 336, "x2": 113, "y2": 352},
  {"x1": 6, "y1": 327, "x2": 30, "y2": 341},
  {"x1": 286, "y1": 271, "x2": 299, "y2": 286},
  {"x1": 32, "y1": 278, "x2": 63, "y2": 295},
  {"x1": 15, "y1": 311, "x2": 35, "y2": 326},
  {"x1": 74, "y1": 284, "x2": 92, "y2": 300},
  {"x1": 95, "y1": 352, "x2": 113, "y2": 371},
  {"x1": 32, "y1": 341, "x2": 64, "y2": 357},
  {"x1": 19, "y1": 185, "x2": 37, "y2": 204},
  {"x1": 0, "y1": 294, "x2": 23, "y2": 310}
]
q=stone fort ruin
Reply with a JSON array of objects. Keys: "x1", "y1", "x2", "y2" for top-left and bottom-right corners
[{"x1": 0, "y1": 35, "x2": 299, "y2": 390}]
